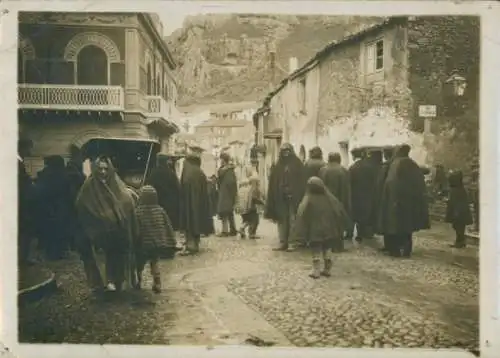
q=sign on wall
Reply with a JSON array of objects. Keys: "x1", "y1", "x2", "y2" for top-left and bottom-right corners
[{"x1": 418, "y1": 105, "x2": 437, "y2": 118}]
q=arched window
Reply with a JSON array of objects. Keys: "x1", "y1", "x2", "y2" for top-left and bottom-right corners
[
  {"x1": 156, "y1": 74, "x2": 161, "y2": 96},
  {"x1": 147, "y1": 63, "x2": 152, "y2": 95},
  {"x1": 77, "y1": 45, "x2": 108, "y2": 85}
]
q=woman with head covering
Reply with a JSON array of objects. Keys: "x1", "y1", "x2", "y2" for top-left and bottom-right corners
[
  {"x1": 75, "y1": 156, "x2": 139, "y2": 293},
  {"x1": 265, "y1": 143, "x2": 307, "y2": 251}
]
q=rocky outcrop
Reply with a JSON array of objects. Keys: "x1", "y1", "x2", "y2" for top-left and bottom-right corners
[{"x1": 166, "y1": 14, "x2": 383, "y2": 106}]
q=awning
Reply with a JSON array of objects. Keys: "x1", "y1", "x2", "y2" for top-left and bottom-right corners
[{"x1": 144, "y1": 117, "x2": 180, "y2": 136}]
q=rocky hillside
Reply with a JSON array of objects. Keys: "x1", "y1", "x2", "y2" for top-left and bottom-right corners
[{"x1": 165, "y1": 14, "x2": 384, "y2": 107}]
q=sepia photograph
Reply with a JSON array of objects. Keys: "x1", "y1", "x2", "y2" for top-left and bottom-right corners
[{"x1": 2, "y1": 1, "x2": 499, "y2": 358}]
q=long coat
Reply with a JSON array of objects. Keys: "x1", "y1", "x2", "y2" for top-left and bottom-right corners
[
  {"x1": 318, "y1": 162, "x2": 351, "y2": 216},
  {"x1": 445, "y1": 171, "x2": 473, "y2": 227},
  {"x1": 304, "y1": 158, "x2": 326, "y2": 182},
  {"x1": 179, "y1": 156, "x2": 214, "y2": 236},
  {"x1": 349, "y1": 158, "x2": 380, "y2": 225},
  {"x1": 146, "y1": 162, "x2": 181, "y2": 230},
  {"x1": 216, "y1": 164, "x2": 238, "y2": 216},
  {"x1": 265, "y1": 152, "x2": 306, "y2": 222},
  {"x1": 377, "y1": 156, "x2": 430, "y2": 235}
]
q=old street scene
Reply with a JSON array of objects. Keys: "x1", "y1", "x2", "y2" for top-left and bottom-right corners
[{"x1": 18, "y1": 12, "x2": 479, "y2": 351}]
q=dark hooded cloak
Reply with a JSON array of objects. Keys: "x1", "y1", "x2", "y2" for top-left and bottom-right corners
[
  {"x1": 146, "y1": 154, "x2": 181, "y2": 230},
  {"x1": 445, "y1": 170, "x2": 473, "y2": 226},
  {"x1": 264, "y1": 143, "x2": 306, "y2": 222},
  {"x1": 292, "y1": 177, "x2": 352, "y2": 247},
  {"x1": 179, "y1": 155, "x2": 214, "y2": 236},
  {"x1": 349, "y1": 153, "x2": 380, "y2": 226},
  {"x1": 216, "y1": 161, "x2": 238, "y2": 216},
  {"x1": 376, "y1": 146, "x2": 430, "y2": 235}
]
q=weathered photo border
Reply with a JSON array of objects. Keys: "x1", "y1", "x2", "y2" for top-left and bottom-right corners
[{"x1": 1, "y1": 1, "x2": 498, "y2": 358}]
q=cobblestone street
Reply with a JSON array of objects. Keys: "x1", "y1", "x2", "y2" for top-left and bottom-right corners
[{"x1": 19, "y1": 219, "x2": 478, "y2": 350}]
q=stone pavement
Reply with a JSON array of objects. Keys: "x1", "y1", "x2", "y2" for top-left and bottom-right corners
[{"x1": 18, "y1": 218, "x2": 478, "y2": 350}]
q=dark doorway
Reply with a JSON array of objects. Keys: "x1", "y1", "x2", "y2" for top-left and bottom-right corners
[{"x1": 77, "y1": 45, "x2": 108, "y2": 85}]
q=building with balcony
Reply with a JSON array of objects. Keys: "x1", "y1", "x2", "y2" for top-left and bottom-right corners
[{"x1": 18, "y1": 12, "x2": 181, "y2": 176}]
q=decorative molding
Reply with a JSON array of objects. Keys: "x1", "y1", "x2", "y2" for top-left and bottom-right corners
[
  {"x1": 18, "y1": 35, "x2": 36, "y2": 60},
  {"x1": 19, "y1": 12, "x2": 136, "y2": 26},
  {"x1": 64, "y1": 32, "x2": 121, "y2": 63},
  {"x1": 125, "y1": 29, "x2": 140, "y2": 89}
]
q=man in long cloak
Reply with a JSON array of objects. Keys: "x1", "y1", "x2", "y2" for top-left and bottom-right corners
[
  {"x1": 146, "y1": 153, "x2": 181, "y2": 231},
  {"x1": 265, "y1": 143, "x2": 306, "y2": 251},
  {"x1": 216, "y1": 153, "x2": 238, "y2": 236},
  {"x1": 349, "y1": 149, "x2": 380, "y2": 242},
  {"x1": 304, "y1": 146, "x2": 326, "y2": 181},
  {"x1": 179, "y1": 153, "x2": 214, "y2": 255},
  {"x1": 372, "y1": 147, "x2": 396, "y2": 252},
  {"x1": 376, "y1": 144, "x2": 430, "y2": 257},
  {"x1": 319, "y1": 152, "x2": 352, "y2": 247}
]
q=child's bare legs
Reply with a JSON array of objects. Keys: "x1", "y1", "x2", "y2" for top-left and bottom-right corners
[
  {"x1": 136, "y1": 257, "x2": 146, "y2": 290},
  {"x1": 150, "y1": 257, "x2": 161, "y2": 293},
  {"x1": 309, "y1": 243, "x2": 322, "y2": 279},
  {"x1": 239, "y1": 216, "x2": 249, "y2": 239},
  {"x1": 248, "y1": 211, "x2": 260, "y2": 239},
  {"x1": 320, "y1": 243, "x2": 333, "y2": 277}
]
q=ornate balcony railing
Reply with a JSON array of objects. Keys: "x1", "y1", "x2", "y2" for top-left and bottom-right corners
[
  {"x1": 18, "y1": 84, "x2": 125, "y2": 111},
  {"x1": 144, "y1": 95, "x2": 180, "y2": 127}
]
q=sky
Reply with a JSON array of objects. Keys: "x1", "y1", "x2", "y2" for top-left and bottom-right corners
[{"x1": 157, "y1": 2, "x2": 231, "y2": 35}]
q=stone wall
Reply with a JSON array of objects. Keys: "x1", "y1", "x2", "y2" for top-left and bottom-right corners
[{"x1": 406, "y1": 16, "x2": 480, "y2": 178}]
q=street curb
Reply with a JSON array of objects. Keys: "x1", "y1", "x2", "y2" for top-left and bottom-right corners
[{"x1": 18, "y1": 272, "x2": 57, "y2": 305}]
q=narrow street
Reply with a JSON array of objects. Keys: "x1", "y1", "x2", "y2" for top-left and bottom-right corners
[{"x1": 19, "y1": 219, "x2": 478, "y2": 350}]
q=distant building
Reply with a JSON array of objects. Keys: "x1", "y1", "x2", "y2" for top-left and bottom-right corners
[
  {"x1": 18, "y1": 12, "x2": 180, "y2": 176},
  {"x1": 194, "y1": 118, "x2": 251, "y2": 151}
]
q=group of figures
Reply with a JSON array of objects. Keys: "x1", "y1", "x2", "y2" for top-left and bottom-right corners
[
  {"x1": 17, "y1": 138, "x2": 262, "y2": 294},
  {"x1": 17, "y1": 136, "x2": 474, "y2": 292},
  {"x1": 263, "y1": 142, "x2": 473, "y2": 278}
]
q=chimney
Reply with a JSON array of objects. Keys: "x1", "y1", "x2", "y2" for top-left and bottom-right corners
[{"x1": 289, "y1": 57, "x2": 298, "y2": 74}]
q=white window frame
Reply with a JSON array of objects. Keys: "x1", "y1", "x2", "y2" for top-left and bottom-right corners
[{"x1": 365, "y1": 38, "x2": 384, "y2": 75}]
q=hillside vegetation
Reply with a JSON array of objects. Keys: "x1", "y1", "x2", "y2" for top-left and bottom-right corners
[{"x1": 166, "y1": 15, "x2": 384, "y2": 106}]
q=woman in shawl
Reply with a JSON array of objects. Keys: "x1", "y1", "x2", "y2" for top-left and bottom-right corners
[
  {"x1": 76, "y1": 156, "x2": 139, "y2": 293},
  {"x1": 292, "y1": 177, "x2": 352, "y2": 279},
  {"x1": 146, "y1": 153, "x2": 181, "y2": 231},
  {"x1": 178, "y1": 154, "x2": 214, "y2": 255}
]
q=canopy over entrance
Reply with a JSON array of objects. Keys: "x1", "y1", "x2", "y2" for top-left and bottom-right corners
[{"x1": 81, "y1": 137, "x2": 161, "y2": 189}]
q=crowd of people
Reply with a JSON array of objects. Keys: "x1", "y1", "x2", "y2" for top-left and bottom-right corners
[
  {"x1": 17, "y1": 136, "x2": 474, "y2": 293},
  {"x1": 264, "y1": 142, "x2": 473, "y2": 278}
]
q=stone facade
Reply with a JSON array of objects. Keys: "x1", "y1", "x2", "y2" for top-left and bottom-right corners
[{"x1": 257, "y1": 16, "x2": 479, "y2": 171}]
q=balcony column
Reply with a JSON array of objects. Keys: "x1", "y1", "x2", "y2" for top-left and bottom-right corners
[{"x1": 125, "y1": 29, "x2": 141, "y2": 112}]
